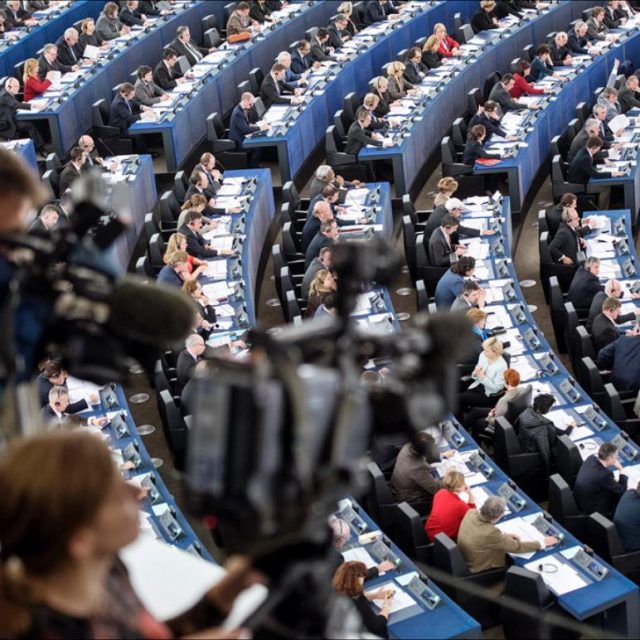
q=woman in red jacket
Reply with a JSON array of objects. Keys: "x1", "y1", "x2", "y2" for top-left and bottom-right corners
[
  {"x1": 23, "y1": 58, "x2": 51, "y2": 102},
  {"x1": 425, "y1": 470, "x2": 475, "y2": 541},
  {"x1": 433, "y1": 23, "x2": 461, "y2": 57},
  {"x1": 509, "y1": 59, "x2": 546, "y2": 99}
]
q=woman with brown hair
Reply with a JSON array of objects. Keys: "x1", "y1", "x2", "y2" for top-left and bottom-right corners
[
  {"x1": 163, "y1": 232, "x2": 207, "y2": 278},
  {"x1": 306, "y1": 268, "x2": 336, "y2": 318},
  {"x1": 332, "y1": 561, "x2": 393, "y2": 638},
  {"x1": 182, "y1": 278, "x2": 217, "y2": 324},
  {"x1": 434, "y1": 177, "x2": 458, "y2": 208},
  {"x1": 0, "y1": 431, "x2": 260, "y2": 638}
]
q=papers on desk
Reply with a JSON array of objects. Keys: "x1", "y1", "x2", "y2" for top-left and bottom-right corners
[
  {"x1": 546, "y1": 409, "x2": 576, "y2": 432},
  {"x1": 202, "y1": 281, "x2": 235, "y2": 300},
  {"x1": 175, "y1": 81, "x2": 196, "y2": 93},
  {"x1": 355, "y1": 313, "x2": 394, "y2": 334},
  {"x1": 83, "y1": 44, "x2": 100, "y2": 60},
  {"x1": 345, "y1": 188, "x2": 369, "y2": 205},
  {"x1": 213, "y1": 303, "x2": 236, "y2": 318},
  {"x1": 598, "y1": 262, "x2": 622, "y2": 279},
  {"x1": 209, "y1": 235, "x2": 233, "y2": 252},
  {"x1": 66, "y1": 375, "x2": 100, "y2": 409},
  {"x1": 574, "y1": 437, "x2": 601, "y2": 460},
  {"x1": 472, "y1": 486, "x2": 511, "y2": 515},
  {"x1": 615, "y1": 463, "x2": 640, "y2": 487},
  {"x1": 500, "y1": 329, "x2": 525, "y2": 355},
  {"x1": 460, "y1": 217, "x2": 486, "y2": 232},
  {"x1": 460, "y1": 238, "x2": 488, "y2": 260},
  {"x1": 524, "y1": 553, "x2": 589, "y2": 596},
  {"x1": 485, "y1": 305, "x2": 513, "y2": 330},
  {"x1": 369, "y1": 582, "x2": 416, "y2": 615},
  {"x1": 60, "y1": 70, "x2": 83, "y2": 84},
  {"x1": 367, "y1": 136, "x2": 393, "y2": 148},
  {"x1": 217, "y1": 182, "x2": 243, "y2": 197},
  {"x1": 465, "y1": 196, "x2": 490, "y2": 205},
  {"x1": 432, "y1": 451, "x2": 486, "y2": 487},
  {"x1": 342, "y1": 547, "x2": 377, "y2": 569},
  {"x1": 589, "y1": 215, "x2": 612, "y2": 233},
  {"x1": 203, "y1": 260, "x2": 228, "y2": 281},
  {"x1": 263, "y1": 105, "x2": 290, "y2": 124},
  {"x1": 495, "y1": 516, "x2": 544, "y2": 559},
  {"x1": 509, "y1": 356, "x2": 539, "y2": 382},
  {"x1": 351, "y1": 293, "x2": 374, "y2": 315},
  {"x1": 609, "y1": 114, "x2": 631, "y2": 134},
  {"x1": 47, "y1": 70, "x2": 62, "y2": 90}
]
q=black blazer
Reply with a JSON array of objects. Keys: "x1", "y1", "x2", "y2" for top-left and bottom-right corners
[
  {"x1": 567, "y1": 267, "x2": 603, "y2": 311},
  {"x1": 176, "y1": 349, "x2": 197, "y2": 391},
  {"x1": 567, "y1": 147, "x2": 610, "y2": 184},
  {"x1": 305, "y1": 233, "x2": 334, "y2": 268},
  {"x1": 422, "y1": 207, "x2": 479, "y2": 245},
  {"x1": 327, "y1": 24, "x2": 346, "y2": 49},
  {"x1": 55, "y1": 38, "x2": 82, "y2": 67},
  {"x1": 344, "y1": 120, "x2": 381, "y2": 155},
  {"x1": 178, "y1": 224, "x2": 218, "y2": 259},
  {"x1": 59, "y1": 162, "x2": 81, "y2": 194},
  {"x1": 568, "y1": 33, "x2": 590, "y2": 54},
  {"x1": 421, "y1": 50, "x2": 442, "y2": 70},
  {"x1": 428, "y1": 227, "x2": 454, "y2": 267},
  {"x1": 550, "y1": 43, "x2": 571, "y2": 65},
  {"x1": 78, "y1": 32, "x2": 103, "y2": 53},
  {"x1": 120, "y1": 6, "x2": 145, "y2": 26},
  {"x1": 469, "y1": 112, "x2": 506, "y2": 141},
  {"x1": 463, "y1": 138, "x2": 490, "y2": 165},
  {"x1": 403, "y1": 60, "x2": 426, "y2": 84},
  {"x1": 618, "y1": 85, "x2": 640, "y2": 113},
  {"x1": 3, "y1": 5, "x2": 30, "y2": 28},
  {"x1": 0, "y1": 89, "x2": 29, "y2": 140},
  {"x1": 592, "y1": 313, "x2": 622, "y2": 351},
  {"x1": 260, "y1": 74, "x2": 292, "y2": 109},
  {"x1": 574, "y1": 454, "x2": 627, "y2": 516},
  {"x1": 548, "y1": 222, "x2": 579, "y2": 263},
  {"x1": 249, "y1": 1, "x2": 271, "y2": 23},
  {"x1": 471, "y1": 8, "x2": 497, "y2": 33},
  {"x1": 373, "y1": 89, "x2": 390, "y2": 117},
  {"x1": 108, "y1": 94, "x2": 141, "y2": 135},
  {"x1": 363, "y1": 0, "x2": 387, "y2": 25},
  {"x1": 37, "y1": 55, "x2": 72, "y2": 80},
  {"x1": 310, "y1": 37, "x2": 333, "y2": 62},
  {"x1": 138, "y1": 1, "x2": 162, "y2": 15},
  {"x1": 290, "y1": 49, "x2": 312, "y2": 74},
  {"x1": 153, "y1": 60, "x2": 182, "y2": 90},
  {"x1": 170, "y1": 37, "x2": 208, "y2": 67}
]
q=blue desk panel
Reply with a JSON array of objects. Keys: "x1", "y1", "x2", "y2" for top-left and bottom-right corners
[{"x1": 1, "y1": 138, "x2": 37, "y2": 170}]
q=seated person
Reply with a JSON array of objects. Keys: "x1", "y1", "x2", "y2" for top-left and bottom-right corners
[
  {"x1": 36, "y1": 356, "x2": 96, "y2": 410},
  {"x1": 96, "y1": 2, "x2": 129, "y2": 42},
  {"x1": 185, "y1": 170, "x2": 222, "y2": 217},
  {"x1": 182, "y1": 279, "x2": 216, "y2": 324},
  {"x1": 157, "y1": 250, "x2": 191, "y2": 288},
  {"x1": 308, "y1": 165, "x2": 361, "y2": 200},
  {"x1": 597, "y1": 86, "x2": 621, "y2": 122},
  {"x1": 567, "y1": 257, "x2": 603, "y2": 312},
  {"x1": 435, "y1": 256, "x2": 476, "y2": 309},
  {"x1": 613, "y1": 482, "x2": 640, "y2": 552},
  {"x1": 386, "y1": 61, "x2": 416, "y2": 101},
  {"x1": 427, "y1": 214, "x2": 466, "y2": 267},
  {"x1": 403, "y1": 47, "x2": 428, "y2": 83},
  {"x1": 302, "y1": 246, "x2": 333, "y2": 299},
  {"x1": 465, "y1": 308, "x2": 490, "y2": 363},
  {"x1": 568, "y1": 20, "x2": 598, "y2": 55},
  {"x1": 587, "y1": 6, "x2": 613, "y2": 41},
  {"x1": 301, "y1": 200, "x2": 349, "y2": 252},
  {"x1": 164, "y1": 232, "x2": 207, "y2": 278},
  {"x1": 592, "y1": 296, "x2": 640, "y2": 351},
  {"x1": 463, "y1": 337, "x2": 508, "y2": 406},
  {"x1": 0, "y1": 78, "x2": 45, "y2": 149},
  {"x1": 371, "y1": 76, "x2": 393, "y2": 117},
  {"x1": 176, "y1": 334, "x2": 206, "y2": 391},
  {"x1": 597, "y1": 333, "x2": 640, "y2": 393},
  {"x1": 327, "y1": 14, "x2": 350, "y2": 48},
  {"x1": 305, "y1": 218, "x2": 338, "y2": 268},
  {"x1": 3, "y1": 0, "x2": 35, "y2": 28},
  {"x1": 390, "y1": 432, "x2": 454, "y2": 515},
  {"x1": 23, "y1": 58, "x2": 52, "y2": 102},
  {"x1": 363, "y1": 0, "x2": 399, "y2": 26},
  {"x1": 434, "y1": 177, "x2": 458, "y2": 208},
  {"x1": 153, "y1": 47, "x2": 186, "y2": 91},
  {"x1": 226, "y1": 1, "x2": 258, "y2": 38},
  {"x1": 463, "y1": 124, "x2": 492, "y2": 166},
  {"x1": 458, "y1": 497, "x2": 557, "y2": 573},
  {"x1": 550, "y1": 31, "x2": 573, "y2": 66},
  {"x1": 228, "y1": 92, "x2": 268, "y2": 168},
  {"x1": 108, "y1": 83, "x2": 151, "y2": 136},
  {"x1": 59, "y1": 146, "x2": 86, "y2": 195},
  {"x1": 451, "y1": 281, "x2": 486, "y2": 312},
  {"x1": 78, "y1": 17, "x2": 105, "y2": 54},
  {"x1": 178, "y1": 210, "x2": 233, "y2": 260},
  {"x1": 517, "y1": 393, "x2": 572, "y2": 472},
  {"x1": 309, "y1": 28, "x2": 335, "y2": 63},
  {"x1": 433, "y1": 22, "x2": 460, "y2": 57},
  {"x1": 169, "y1": 25, "x2": 212, "y2": 67},
  {"x1": 469, "y1": 101, "x2": 512, "y2": 141},
  {"x1": 574, "y1": 441, "x2": 628, "y2": 515},
  {"x1": 260, "y1": 63, "x2": 301, "y2": 109},
  {"x1": 489, "y1": 73, "x2": 538, "y2": 112},
  {"x1": 548, "y1": 207, "x2": 587, "y2": 266},
  {"x1": 134, "y1": 65, "x2": 168, "y2": 106},
  {"x1": 529, "y1": 44, "x2": 557, "y2": 82},
  {"x1": 471, "y1": 0, "x2": 500, "y2": 33},
  {"x1": 37, "y1": 43, "x2": 78, "y2": 80},
  {"x1": 291, "y1": 39, "x2": 316, "y2": 75},
  {"x1": 332, "y1": 561, "x2": 392, "y2": 638},
  {"x1": 315, "y1": 292, "x2": 337, "y2": 318},
  {"x1": 41, "y1": 385, "x2": 106, "y2": 428},
  {"x1": 588, "y1": 278, "x2": 638, "y2": 328},
  {"x1": 28, "y1": 204, "x2": 59, "y2": 235},
  {"x1": 421, "y1": 36, "x2": 442, "y2": 70},
  {"x1": 305, "y1": 268, "x2": 337, "y2": 318},
  {"x1": 618, "y1": 74, "x2": 640, "y2": 113},
  {"x1": 510, "y1": 59, "x2": 546, "y2": 99},
  {"x1": 344, "y1": 108, "x2": 389, "y2": 155},
  {"x1": 425, "y1": 470, "x2": 475, "y2": 541}
]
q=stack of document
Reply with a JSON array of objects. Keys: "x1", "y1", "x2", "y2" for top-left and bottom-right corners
[{"x1": 203, "y1": 260, "x2": 228, "y2": 281}]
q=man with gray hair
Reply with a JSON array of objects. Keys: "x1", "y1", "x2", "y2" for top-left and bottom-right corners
[
  {"x1": 37, "y1": 43, "x2": 78, "y2": 80},
  {"x1": 276, "y1": 51, "x2": 308, "y2": 88},
  {"x1": 308, "y1": 165, "x2": 362, "y2": 199},
  {"x1": 457, "y1": 497, "x2": 558, "y2": 574},
  {"x1": 567, "y1": 256, "x2": 604, "y2": 311},
  {"x1": 587, "y1": 278, "x2": 640, "y2": 329},
  {"x1": 56, "y1": 27, "x2": 82, "y2": 67},
  {"x1": 568, "y1": 117, "x2": 616, "y2": 161},
  {"x1": 176, "y1": 334, "x2": 206, "y2": 391},
  {"x1": 0, "y1": 77, "x2": 46, "y2": 150}
]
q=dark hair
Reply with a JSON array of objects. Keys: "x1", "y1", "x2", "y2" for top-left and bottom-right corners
[
  {"x1": 39, "y1": 356, "x2": 63, "y2": 380},
  {"x1": 237, "y1": 1, "x2": 250, "y2": 10},
  {"x1": 409, "y1": 432, "x2": 439, "y2": 462},
  {"x1": 441, "y1": 213, "x2": 459, "y2": 229},
  {"x1": 69, "y1": 146, "x2": 84, "y2": 162},
  {"x1": 317, "y1": 27, "x2": 329, "y2": 38},
  {"x1": 322, "y1": 184, "x2": 338, "y2": 198},
  {"x1": 536, "y1": 44, "x2": 551, "y2": 56},
  {"x1": 163, "y1": 47, "x2": 178, "y2": 60},
  {"x1": 190, "y1": 169, "x2": 205, "y2": 185},
  {"x1": 586, "y1": 135, "x2": 604, "y2": 150},
  {"x1": 463, "y1": 280, "x2": 481, "y2": 295},
  {"x1": 598, "y1": 442, "x2": 618, "y2": 460},
  {"x1": 119, "y1": 82, "x2": 135, "y2": 95},
  {"x1": 515, "y1": 59, "x2": 530, "y2": 75},
  {"x1": 483, "y1": 100, "x2": 497, "y2": 113},
  {"x1": 104, "y1": 1, "x2": 118, "y2": 16},
  {"x1": 297, "y1": 39, "x2": 309, "y2": 50},
  {"x1": 137, "y1": 65, "x2": 152, "y2": 79},
  {"x1": 501, "y1": 73, "x2": 514, "y2": 84},
  {"x1": 532, "y1": 393, "x2": 555, "y2": 414},
  {"x1": 184, "y1": 210, "x2": 203, "y2": 225},
  {"x1": 469, "y1": 124, "x2": 486, "y2": 140},
  {"x1": 271, "y1": 63, "x2": 286, "y2": 74},
  {"x1": 560, "y1": 193, "x2": 577, "y2": 206},
  {"x1": 452, "y1": 256, "x2": 476, "y2": 275},
  {"x1": 323, "y1": 292, "x2": 337, "y2": 310}
]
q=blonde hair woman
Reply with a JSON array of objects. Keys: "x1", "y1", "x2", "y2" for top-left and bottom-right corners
[
  {"x1": 433, "y1": 22, "x2": 460, "y2": 57},
  {"x1": 371, "y1": 75, "x2": 394, "y2": 116},
  {"x1": 434, "y1": 177, "x2": 459, "y2": 207},
  {"x1": 421, "y1": 35, "x2": 442, "y2": 69},
  {"x1": 182, "y1": 277, "x2": 216, "y2": 323},
  {"x1": 386, "y1": 61, "x2": 416, "y2": 101},
  {"x1": 23, "y1": 58, "x2": 52, "y2": 102},
  {"x1": 163, "y1": 232, "x2": 207, "y2": 278},
  {"x1": 337, "y1": 1, "x2": 358, "y2": 35},
  {"x1": 425, "y1": 470, "x2": 475, "y2": 541},
  {"x1": 468, "y1": 336, "x2": 508, "y2": 398},
  {"x1": 306, "y1": 268, "x2": 336, "y2": 318}
]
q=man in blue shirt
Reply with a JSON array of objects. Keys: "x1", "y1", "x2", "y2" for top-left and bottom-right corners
[
  {"x1": 276, "y1": 51, "x2": 308, "y2": 88},
  {"x1": 614, "y1": 483, "x2": 640, "y2": 552},
  {"x1": 434, "y1": 256, "x2": 476, "y2": 309}
]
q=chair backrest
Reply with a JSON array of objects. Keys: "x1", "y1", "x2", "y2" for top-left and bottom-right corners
[
  {"x1": 148, "y1": 233, "x2": 165, "y2": 271},
  {"x1": 433, "y1": 532, "x2": 470, "y2": 577},
  {"x1": 467, "y1": 88, "x2": 481, "y2": 116},
  {"x1": 556, "y1": 435, "x2": 582, "y2": 488},
  {"x1": 136, "y1": 255, "x2": 153, "y2": 278},
  {"x1": 366, "y1": 461, "x2": 396, "y2": 528},
  {"x1": 204, "y1": 27, "x2": 222, "y2": 49},
  {"x1": 537, "y1": 210, "x2": 548, "y2": 236},
  {"x1": 458, "y1": 23, "x2": 473, "y2": 44},
  {"x1": 539, "y1": 231, "x2": 553, "y2": 265},
  {"x1": 92, "y1": 98, "x2": 109, "y2": 127},
  {"x1": 237, "y1": 79, "x2": 252, "y2": 101},
  {"x1": 504, "y1": 566, "x2": 551, "y2": 607},
  {"x1": 333, "y1": 109, "x2": 349, "y2": 139},
  {"x1": 144, "y1": 212, "x2": 159, "y2": 244},
  {"x1": 202, "y1": 13, "x2": 217, "y2": 32},
  {"x1": 603, "y1": 383, "x2": 626, "y2": 422},
  {"x1": 305, "y1": 26, "x2": 318, "y2": 41},
  {"x1": 581, "y1": 356, "x2": 605, "y2": 397},
  {"x1": 253, "y1": 97, "x2": 266, "y2": 119},
  {"x1": 454, "y1": 12, "x2": 463, "y2": 30},
  {"x1": 42, "y1": 169, "x2": 59, "y2": 199},
  {"x1": 451, "y1": 117, "x2": 467, "y2": 148},
  {"x1": 285, "y1": 289, "x2": 300, "y2": 323},
  {"x1": 395, "y1": 502, "x2": 431, "y2": 557},
  {"x1": 504, "y1": 386, "x2": 532, "y2": 424},
  {"x1": 402, "y1": 215, "x2": 417, "y2": 282},
  {"x1": 548, "y1": 276, "x2": 563, "y2": 310},
  {"x1": 493, "y1": 416, "x2": 521, "y2": 470},
  {"x1": 416, "y1": 280, "x2": 429, "y2": 311},
  {"x1": 159, "y1": 190, "x2": 179, "y2": 226},
  {"x1": 575, "y1": 101, "x2": 590, "y2": 124},
  {"x1": 280, "y1": 201, "x2": 293, "y2": 227},
  {"x1": 483, "y1": 71, "x2": 501, "y2": 101},
  {"x1": 441, "y1": 136, "x2": 456, "y2": 166},
  {"x1": 548, "y1": 473, "x2": 582, "y2": 521},
  {"x1": 576, "y1": 325, "x2": 596, "y2": 361},
  {"x1": 173, "y1": 170, "x2": 187, "y2": 201},
  {"x1": 248, "y1": 67, "x2": 263, "y2": 95},
  {"x1": 176, "y1": 55, "x2": 191, "y2": 75},
  {"x1": 207, "y1": 112, "x2": 225, "y2": 141},
  {"x1": 402, "y1": 194, "x2": 415, "y2": 218},
  {"x1": 224, "y1": 2, "x2": 237, "y2": 26},
  {"x1": 523, "y1": 43, "x2": 535, "y2": 61},
  {"x1": 281, "y1": 221, "x2": 301, "y2": 257},
  {"x1": 282, "y1": 181, "x2": 300, "y2": 209},
  {"x1": 343, "y1": 92, "x2": 359, "y2": 121},
  {"x1": 551, "y1": 155, "x2": 565, "y2": 183},
  {"x1": 587, "y1": 512, "x2": 625, "y2": 559},
  {"x1": 566, "y1": 118, "x2": 580, "y2": 142}
]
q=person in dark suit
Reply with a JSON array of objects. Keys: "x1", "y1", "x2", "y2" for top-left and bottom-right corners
[
  {"x1": 344, "y1": 108, "x2": 387, "y2": 155},
  {"x1": 178, "y1": 210, "x2": 231, "y2": 259},
  {"x1": 108, "y1": 82, "x2": 150, "y2": 136},
  {"x1": 567, "y1": 118, "x2": 611, "y2": 163},
  {"x1": 249, "y1": 1, "x2": 273, "y2": 24},
  {"x1": 229, "y1": 92, "x2": 266, "y2": 166},
  {"x1": 157, "y1": 251, "x2": 190, "y2": 288},
  {"x1": 37, "y1": 43, "x2": 76, "y2": 80},
  {"x1": 618, "y1": 75, "x2": 640, "y2": 113},
  {"x1": 568, "y1": 136, "x2": 621, "y2": 209},
  {"x1": 58, "y1": 146, "x2": 86, "y2": 194},
  {"x1": 428, "y1": 214, "x2": 466, "y2": 267},
  {"x1": 423, "y1": 198, "x2": 489, "y2": 248},
  {"x1": 78, "y1": 134, "x2": 107, "y2": 171},
  {"x1": 176, "y1": 334, "x2": 206, "y2": 392},
  {"x1": 463, "y1": 124, "x2": 493, "y2": 166},
  {"x1": 574, "y1": 442, "x2": 628, "y2": 516},
  {"x1": 184, "y1": 170, "x2": 224, "y2": 218},
  {"x1": 301, "y1": 200, "x2": 351, "y2": 252},
  {"x1": 41, "y1": 386, "x2": 106, "y2": 428},
  {"x1": 153, "y1": 48, "x2": 185, "y2": 91},
  {"x1": 548, "y1": 209, "x2": 584, "y2": 266},
  {"x1": 327, "y1": 14, "x2": 350, "y2": 49},
  {"x1": 471, "y1": 0, "x2": 500, "y2": 33},
  {"x1": 614, "y1": 483, "x2": 640, "y2": 552},
  {"x1": 194, "y1": 152, "x2": 223, "y2": 193},
  {"x1": 363, "y1": 0, "x2": 398, "y2": 26},
  {"x1": 3, "y1": 0, "x2": 33, "y2": 28},
  {"x1": 598, "y1": 334, "x2": 640, "y2": 392},
  {"x1": 549, "y1": 31, "x2": 573, "y2": 66},
  {"x1": 260, "y1": 63, "x2": 300, "y2": 109},
  {"x1": 134, "y1": 65, "x2": 168, "y2": 106},
  {"x1": 290, "y1": 40, "x2": 315, "y2": 75},
  {"x1": 529, "y1": 44, "x2": 556, "y2": 82},
  {"x1": 403, "y1": 47, "x2": 427, "y2": 85},
  {"x1": 309, "y1": 28, "x2": 335, "y2": 62},
  {"x1": 593, "y1": 103, "x2": 617, "y2": 143},
  {"x1": 488, "y1": 74, "x2": 535, "y2": 112},
  {"x1": 0, "y1": 78, "x2": 45, "y2": 149},
  {"x1": 588, "y1": 281, "x2": 639, "y2": 329},
  {"x1": 604, "y1": 1, "x2": 627, "y2": 27},
  {"x1": 35, "y1": 356, "x2": 95, "y2": 411},
  {"x1": 169, "y1": 25, "x2": 212, "y2": 67},
  {"x1": 28, "y1": 204, "x2": 59, "y2": 236},
  {"x1": 568, "y1": 21, "x2": 596, "y2": 55},
  {"x1": 421, "y1": 35, "x2": 442, "y2": 70},
  {"x1": 119, "y1": 0, "x2": 147, "y2": 27},
  {"x1": 434, "y1": 256, "x2": 477, "y2": 309},
  {"x1": 468, "y1": 101, "x2": 509, "y2": 142},
  {"x1": 55, "y1": 28, "x2": 82, "y2": 68},
  {"x1": 592, "y1": 296, "x2": 639, "y2": 351},
  {"x1": 305, "y1": 218, "x2": 338, "y2": 268},
  {"x1": 138, "y1": 0, "x2": 163, "y2": 16},
  {"x1": 546, "y1": 193, "x2": 578, "y2": 237},
  {"x1": 567, "y1": 257, "x2": 603, "y2": 312}
]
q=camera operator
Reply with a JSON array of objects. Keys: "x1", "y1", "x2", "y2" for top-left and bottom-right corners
[{"x1": 0, "y1": 430, "x2": 263, "y2": 639}]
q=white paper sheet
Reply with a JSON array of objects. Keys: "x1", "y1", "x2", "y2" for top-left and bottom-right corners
[
  {"x1": 495, "y1": 517, "x2": 544, "y2": 559},
  {"x1": 342, "y1": 547, "x2": 378, "y2": 569},
  {"x1": 368, "y1": 582, "x2": 416, "y2": 614},
  {"x1": 523, "y1": 555, "x2": 589, "y2": 595}
]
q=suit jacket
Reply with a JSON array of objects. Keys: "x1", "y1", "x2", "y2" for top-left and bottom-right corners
[
  {"x1": 3, "y1": 4, "x2": 30, "y2": 27},
  {"x1": 301, "y1": 214, "x2": 347, "y2": 252},
  {"x1": 550, "y1": 43, "x2": 571, "y2": 65},
  {"x1": 592, "y1": 313, "x2": 622, "y2": 351},
  {"x1": 363, "y1": 0, "x2": 388, "y2": 25},
  {"x1": 469, "y1": 112, "x2": 506, "y2": 141},
  {"x1": 471, "y1": 8, "x2": 497, "y2": 33},
  {"x1": 604, "y1": 6, "x2": 625, "y2": 28},
  {"x1": 529, "y1": 56, "x2": 553, "y2": 82},
  {"x1": 568, "y1": 128, "x2": 611, "y2": 162},
  {"x1": 134, "y1": 77, "x2": 164, "y2": 105},
  {"x1": 153, "y1": 60, "x2": 182, "y2": 90},
  {"x1": 95, "y1": 13, "x2": 123, "y2": 41},
  {"x1": 228, "y1": 103, "x2": 260, "y2": 146},
  {"x1": 260, "y1": 73, "x2": 293, "y2": 109},
  {"x1": 568, "y1": 32, "x2": 590, "y2": 54},
  {"x1": 310, "y1": 36, "x2": 332, "y2": 62},
  {"x1": 249, "y1": 1, "x2": 271, "y2": 23},
  {"x1": 390, "y1": 442, "x2": 440, "y2": 508},
  {"x1": 226, "y1": 11, "x2": 252, "y2": 36},
  {"x1": 463, "y1": 138, "x2": 490, "y2": 165},
  {"x1": 178, "y1": 224, "x2": 217, "y2": 259},
  {"x1": 78, "y1": 32, "x2": 102, "y2": 54},
  {"x1": 568, "y1": 147, "x2": 610, "y2": 184},
  {"x1": 423, "y1": 206, "x2": 479, "y2": 244},
  {"x1": 327, "y1": 23, "x2": 347, "y2": 49},
  {"x1": 301, "y1": 256, "x2": 323, "y2": 299},
  {"x1": 587, "y1": 291, "x2": 636, "y2": 330},
  {"x1": 574, "y1": 454, "x2": 627, "y2": 515},
  {"x1": 403, "y1": 59, "x2": 426, "y2": 85},
  {"x1": 176, "y1": 349, "x2": 198, "y2": 391},
  {"x1": 120, "y1": 6, "x2": 145, "y2": 26},
  {"x1": 597, "y1": 93, "x2": 621, "y2": 122},
  {"x1": 36, "y1": 373, "x2": 88, "y2": 412},
  {"x1": 434, "y1": 269, "x2": 465, "y2": 309},
  {"x1": 614, "y1": 489, "x2": 640, "y2": 552},
  {"x1": 618, "y1": 85, "x2": 640, "y2": 113},
  {"x1": 37, "y1": 55, "x2": 72, "y2": 80},
  {"x1": 194, "y1": 163, "x2": 222, "y2": 194},
  {"x1": 290, "y1": 49, "x2": 312, "y2": 75},
  {"x1": 548, "y1": 222, "x2": 579, "y2": 263},
  {"x1": 489, "y1": 82, "x2": 526, "y2": 112},
  {"x1": 55, "y1": 38, "x2": 82, "y2": 67},
  {"x1": 59, "y1": 162, "x2": 81, "y2": 194},
  {"x1": 344, "y1": 120, "x2": 380, "y2": 155},
  {"x1": 170, "y1": 37, "x2": 208, "y2": 67},
  {"x1": 587, "y1": 16, "x2": 608, "y2": 40},
  {"x1": 421, "y1": 50, "x2": 442, "y2": 70},
  {"x1": 138, "y1": 1, "x2": 162, "y2": 15},
  {"x1": 156, "y1": 265, "x2": 184, "y2": 287},
  {"x1": 387, "y1": 75, "x2": 414, "y2": 101},
  {"x1": 108, "y1": 94, "x2": 141, "y2": 135},
  {"x1": 0, "y1": 89, "x2": 29, "y2": 140},
  {"x1": 41, "y1": 404, "x2": 86, "y2": 427},
  {"x1": 428, "y1": 227, "x2": 455, "y2": 267},
  {"x1": 597, "y1": 335, "x2": 640, "y2": 392},
  {"x1": 457, "y1": 509, "x2": 540, "y2": 573},
  {"x1": 567, "y1": 267, "x2": 603, "y2": 310},
  {"x1": 305, "y1": 233, "x2": 334, "y2": 268}
]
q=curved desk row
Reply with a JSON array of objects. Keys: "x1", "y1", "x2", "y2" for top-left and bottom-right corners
[
  {"x1": 17, "y1": 0, "x2": 212, "y2": 156},
  {"x1": 130, "y1": 0, "x2": 337, "y2": 172},
  {"x1": 1, "y1": 137, "x2": 37, "y2": 169},
  {"x1": 244, "y1": 0, "x2": 474, "y2": 185},
  {"x1": 0, "y1": 0, "x2": 103, "y2": 78}
]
